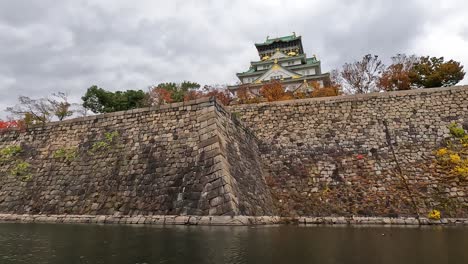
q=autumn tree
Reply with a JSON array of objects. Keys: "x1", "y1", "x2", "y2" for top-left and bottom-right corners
[
  {"x1": 259, "y1": 80, "x2": 292, "y2": 102},
  {"x1": 309, "y1": 81, "x2": 341, "y2": 98},
  {"x1": 409, "y1": 56, "x2": 465, "y2": 88},
  {"x1": 147, "y1": 87, "x2": 173, "y2": 106},
  {"x1": 340, "y1": 54, "x2": 385, "y2": 94},
  {"x1": 379, "y1": 54, "x2": 419, "y2": 91},
  {"x1": 81, "y1": 86, "x2": 147, "y2": 113},
  {"x1": 201, "y1": 85, "x2": 233, "y2": 105},
  {"x1": 181, "y1": 85, "x2": 233, "y2": 105},
  {"x1": 6, "y1": 96, "x2": 55, "y2": 124},
  {"x1": 155, "y1": 81, "x2": 200, "y2": 102},
  {"x1": 236, "y1": 84, "x2": 260, "y2": 104},
  {"x1": 182, "y1": 90, "x2": 202, "y2": 102}
]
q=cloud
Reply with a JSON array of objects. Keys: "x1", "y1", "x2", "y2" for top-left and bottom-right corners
[{"x1": 1, "y1": 0, "x2": 467, "y2": 118}]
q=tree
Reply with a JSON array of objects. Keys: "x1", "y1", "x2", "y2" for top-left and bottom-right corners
[
  {"x1": 181, "y1": 85, "x2": 233, "y2": 105},
  {"x1": 183, "y1": 90, "x2": 203, "y2": 102},
  {"x1": 148, "y1": 87, "x2": 174, "y2": 106},
  {"x1": 201, "y1": 85, "x2": 233, "y2": 105},
  {"x1": 379, "y1": 54, "x2": 419, "y2": 91},
  {"x1": 6, "y1": 92, "x2": 78, "y2": 124},
  {"x1": 155, "y1": 81, "x2": 200, "y2": 102},
  {"x1": 6, "y1": 96, "x2": 54, "y2": 124},
  {"x1": 81, "y1": 86, "x2": 147, "y2": 113},
  {"x1": 309, "y1": 81, "x2": 341, "y2": 98},
  {"x1": 49, "y1": 92, "x2": 73, "y2": 121},
  {"x1": 259, "y1": 80, "x2": 292, "y2": 102},
  {"x1": 340, "y1": 54, "x2": 385, "y2": 94},
  {"x1": 236, "y1": 84, "x2": 259, "y2": 104},
  {"x1": 409, "y1": 56, "x2": 465, "y2": 88},
  {"x1": 81, "y1": 86, "x2": 114, "y2": 113}
]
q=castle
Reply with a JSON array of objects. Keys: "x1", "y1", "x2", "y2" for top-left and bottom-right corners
[{"x1": 228, "y1": 33, "x2": 330, "y2": 95}]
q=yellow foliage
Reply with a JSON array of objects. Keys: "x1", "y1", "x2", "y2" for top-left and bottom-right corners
[
  {"x1": 449, "y1": 154, "x2": 461, "y2": 164},
  {"x1": 436, "y1": 148, "x2": 448, "y2": 156},
  {"x1": 428, "y1": 209, "x2": 441, "y2": 220},
  {"x1": 462, "y1": 135, "x2": 468, "y2": 147},
  {"x1": 453, "y1": 157, "x2": 468, "y2": 179},
  {"x1": 434, "y1": 123, "x2": 467, "y2": 180}
]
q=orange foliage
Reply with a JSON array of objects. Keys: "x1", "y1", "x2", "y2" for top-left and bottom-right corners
[
  {"x1": 311, "y1": 86, "x2": 340, "y2": 97},
  {"x1": 183, "y1": 90, "x2": 203, "y2": 102},
  {"x1": 379, "y1": 54, "x2": 418, "y2": 91},
  {"x1": 309, "y1": 81, "x2": 341, "y2": 98},
  {"x1": 259, "y1": 81, "x2": 292, "y2": 102},
  {"x1": 205, "y1": 89, "x2": 232, "y2": 105},
  {"x1": 293, "y1": 91, "x2": 308, "y2": 99},
  {"x1": 236, "y1": 85, "x2": 258, "y2": 104},
  {"x1": 183, "y1": 86, "x2": 233, "y2": 105},
  {"x1": 149, "y1": 87, "x2": 173, "y2": 106}
]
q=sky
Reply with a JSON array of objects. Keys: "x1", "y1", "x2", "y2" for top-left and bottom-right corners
[{"x1": 1, "y1": 0, "x2": 468, "y2": 118}]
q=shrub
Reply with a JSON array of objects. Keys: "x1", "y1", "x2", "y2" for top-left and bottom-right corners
[
  {"x1": 10, "y1": 161, "x2": 32, "y2": 182},
  {"x1": 0, "y1": 145, "x2": 22, "y2": 162},
  {"x1": 448, "y1": 122, "x2": 466, "y2": 138},
  {"x1": 90, "y1": 131, "x2": 119, "y2": 154},
  {"x1": 453, "y1": 165, "x2": 468, "y2": 179},
  {"x1": 435, "y1": 123, "x2": 467, "y2": 180},
  {"x1": 427, "y1": 209, "x2": 441, "y2": 220},
  {"x1": 53, "y1": 147, "x2": 77, "y2": 162},
  {"x1": 436, "y1": 148, "x2": 448, "y2": 156}
]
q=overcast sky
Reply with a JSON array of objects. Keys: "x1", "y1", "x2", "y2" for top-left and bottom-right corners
[{"x1": 1, "y1": 0, "x2": 468, "y2": 118}]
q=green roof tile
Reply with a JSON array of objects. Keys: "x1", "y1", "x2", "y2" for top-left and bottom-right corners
[
  {"x1": 255, "y1": 34, "x2": 300, "y2": 46},
  {"x1": 306, "y1": 57, "x2": 319, "y2": 64},
  {"x1": 238, "y1": 67, "x2": 256, "y2": 75}
]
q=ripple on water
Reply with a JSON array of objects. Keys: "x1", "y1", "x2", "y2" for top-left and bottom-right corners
[{"x1": 0, "y1": 223, "x2": 467, "y2": 264}]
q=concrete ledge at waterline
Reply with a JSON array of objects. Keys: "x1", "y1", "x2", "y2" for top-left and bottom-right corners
[{"x1": 0, "y1": 214, "x2": 467, "y2": 226}]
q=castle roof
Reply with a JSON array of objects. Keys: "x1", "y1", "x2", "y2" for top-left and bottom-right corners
[{"x1": 255, "y1": 34, "x2": 301, "y2": 46}]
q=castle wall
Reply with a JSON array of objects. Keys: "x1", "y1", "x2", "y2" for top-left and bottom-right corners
[
  {"x1": 0, "y1": 98, "x2": 274, "y2": 216},
  {"x1": 230, "y1": 86, "x2": 468, "y2": 217},
  {"x1": 0, "y1": 86, "x2": 467, "y2": 219}
]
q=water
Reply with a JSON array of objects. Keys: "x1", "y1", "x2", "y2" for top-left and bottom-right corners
[{"x1": 0, "y1": 223, "x2": 466, "y2": 264}]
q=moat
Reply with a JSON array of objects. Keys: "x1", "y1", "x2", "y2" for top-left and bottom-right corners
[{"x1": 0, "y1": 223, "x2": 466, "y2": 264}]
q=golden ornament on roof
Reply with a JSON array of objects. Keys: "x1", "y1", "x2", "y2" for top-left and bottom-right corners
[{"x1": 262, "y1": 55, "x2": 270, "y2": 61}]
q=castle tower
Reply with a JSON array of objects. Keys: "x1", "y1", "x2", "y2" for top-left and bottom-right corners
[{"x1": 228, "y1": 33, "x2": 330, "y2": 95}]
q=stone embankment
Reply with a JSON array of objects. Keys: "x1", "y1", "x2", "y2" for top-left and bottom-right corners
[
  {"x1": 0, "y1": 214, "x2": 466, "y2": 226},
  {"x1": 230, "y1": 85, "x2": 468, "y2": 218},
  {"x1": 0, "y1": 85, "x2": 467, "y2": 224},
  {"x1": 0, "y1": 97, "x2": 274, "y2": 217}
]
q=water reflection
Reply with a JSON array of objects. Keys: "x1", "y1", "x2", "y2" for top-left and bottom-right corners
[{"x1": 0, "y1": 223, "x2": 466, "y2": 264}]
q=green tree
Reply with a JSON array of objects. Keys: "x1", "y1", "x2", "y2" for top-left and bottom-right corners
[
  {"x1": 409, "y1": 56, "x2": 465, "y2": 88},
  {"x1": 82, "y1": 86, "x2": 147, "y2": 113}
]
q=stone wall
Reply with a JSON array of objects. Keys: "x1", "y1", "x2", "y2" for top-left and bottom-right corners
[
  {"x1": 230, "y1": 86, "x2": 468, "y2": 218},
  {"x1": 1, "y1": 86, "x2": 467, "y2": 219},
  {"x1": 0, "y1": 97, "x2": 274, "y2": 216},
  {"x1": 214, "y1": 103, "x2": 276, "y2": 215}
]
